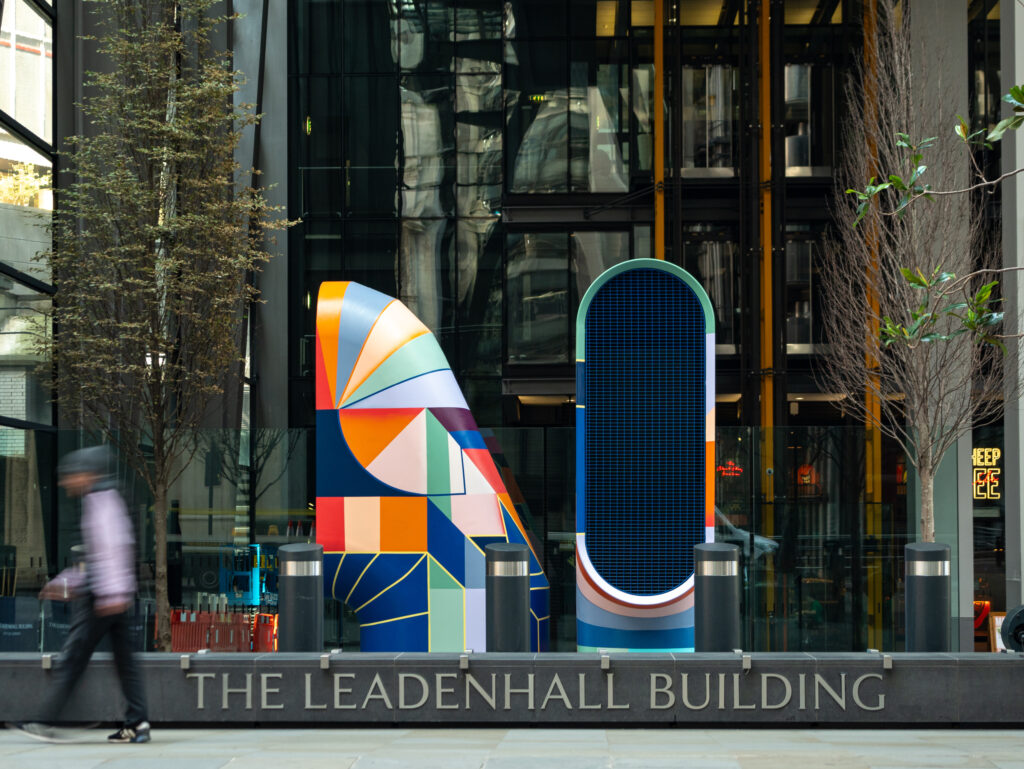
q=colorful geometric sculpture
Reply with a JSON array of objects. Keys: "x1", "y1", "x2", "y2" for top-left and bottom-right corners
[
  {"x1": 315, "y1": 282, "x2": 549, "y2": 652},
  {"x1": 575, "y1": 259, "x2": 715, "y2": 651}
]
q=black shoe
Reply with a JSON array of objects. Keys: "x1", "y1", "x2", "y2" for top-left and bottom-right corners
[
  {"x1": 6, "y1": 722, "x2": 72, "y2": 743},
  {"x1": 107, "y1": 721, "x2": 150, "y2": 744}
]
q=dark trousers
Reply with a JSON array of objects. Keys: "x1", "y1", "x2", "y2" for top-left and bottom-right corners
[{"x1": 40, "y1": 597, "x2": 148, "y2": 727}]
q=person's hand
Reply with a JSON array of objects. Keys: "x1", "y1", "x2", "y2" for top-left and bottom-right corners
[
  {"x1": 94, "y1": 600, "x2": 130, "y2": 616},
  {"x1": 38, "y1": 579, "x2": 70, "y2": 602}
]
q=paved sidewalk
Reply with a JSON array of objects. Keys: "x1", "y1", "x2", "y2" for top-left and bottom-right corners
[{"x1": 1, "y1": 727, "x2": 1023, "y2": 768}]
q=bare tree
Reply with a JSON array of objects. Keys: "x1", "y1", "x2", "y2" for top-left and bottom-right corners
[
  {"x1": 204, "y1": 427, "x2": 302, "y2": 520},
  {"x1": 48, "y1": 0, "x2": 276, "y2": 649},
  {"x1": 818, "y1": 0, "x2": 1009, "y2": 543}
]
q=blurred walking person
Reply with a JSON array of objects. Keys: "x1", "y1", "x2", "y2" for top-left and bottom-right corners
[{"x1": 8, "y1": 446, "x2": 150, "y2": 743}]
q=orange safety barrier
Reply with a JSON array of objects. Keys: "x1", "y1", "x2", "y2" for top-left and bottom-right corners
[
  {"x1": 252, "y1": 612, "x2": 278, "y2": 652},
  {"x1": 172, "y1": 611, "x2": 254, "y2": 652},
  {"x1": 170, "y1": 611, "x2": 211, "y2": 652},
  {"x1": 208, "y1": 613, "x2": 252, "y2": 652}
]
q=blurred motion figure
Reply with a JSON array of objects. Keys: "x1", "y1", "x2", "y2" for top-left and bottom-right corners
[{"x1": 9, "y1": 446, "x2": 150, "y2": 744}]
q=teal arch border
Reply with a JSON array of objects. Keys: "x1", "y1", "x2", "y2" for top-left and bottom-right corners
[{"x1": 574, "y1": 259, "x2": 715, "y2": 361}]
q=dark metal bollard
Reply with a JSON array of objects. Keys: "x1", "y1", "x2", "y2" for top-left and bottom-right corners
[
  {"x1": 905, "y1": 542, "x2": 950, "y2": 652},
  {"x1": 485, "y1": 543, "x2": 530, "y2": 652},
  {"x1": 694, "y1": 543, "x2": 742, "y2": 652},
  {"x1": 277, "y1": 543, "x2": 323, "y2": 652}
]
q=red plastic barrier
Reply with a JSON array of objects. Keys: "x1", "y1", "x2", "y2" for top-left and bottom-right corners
[
  {"x1": 252, "y1": 612, "x2": 277, "y2": 652},
  {"x1": 170, "y1": 611, "x2": 211, "y2": 652},
  {"x1": 207, "y1": 613, "x2": 252, "y2": 652}
]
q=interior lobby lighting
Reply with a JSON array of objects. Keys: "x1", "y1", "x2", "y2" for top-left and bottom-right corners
[
  {"x1": 631, "y1": 0, "x2": 655, "y2": 26},
  {"x1": 596, "y1": 1, "x2": 617, "y2": 36}
]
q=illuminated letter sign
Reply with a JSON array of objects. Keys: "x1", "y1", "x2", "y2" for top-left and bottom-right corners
[{"x1": 972, "y1": 448, "x2": 1002, "y2": 501}]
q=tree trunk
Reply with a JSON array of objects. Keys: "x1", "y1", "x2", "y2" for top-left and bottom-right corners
[
  {"x1": 153, "y1": 479, "x2": 171, "y2": 651},
  {"x1": 918, "y1": 461, "x2": 935, "y2": 543}
]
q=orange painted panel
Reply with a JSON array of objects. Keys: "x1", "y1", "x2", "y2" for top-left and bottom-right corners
[
  {"x1": 315, "y1": 282, "x2": 347, "y2": 406},
  {"x1": 379, "y1": 497, "x2": 428, "y2": 551},
  {"x1": 705, "y1": 441, "x2": 716, "y2": 527},
  {"x1": 338, "y1": 408, "x2": 422, "y2": 468}
]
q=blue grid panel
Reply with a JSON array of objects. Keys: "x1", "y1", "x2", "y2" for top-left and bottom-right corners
[{"x1": 583, "y1": 268, "x2": 706, "y2": 596}]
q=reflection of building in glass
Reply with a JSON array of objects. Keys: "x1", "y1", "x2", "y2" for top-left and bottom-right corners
[{"x1": 0, "y1": 0, "x2": 55, "y2": 613}]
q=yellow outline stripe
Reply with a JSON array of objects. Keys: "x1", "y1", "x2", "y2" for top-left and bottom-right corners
[
  {"x1": 354, "y1": 554, "x2": 426, "y2": 612},
  {"x1": 331, "y1": 553, "x2": 347, "y2": 600},
  {"x1": 345, "y1": 552, "x2": 379, "y2": 604},
  {"x1": 361, "y1": 611, "x2": 428, "y2": 628}
]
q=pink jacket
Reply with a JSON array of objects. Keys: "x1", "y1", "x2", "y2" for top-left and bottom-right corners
[{"x1": 52, "y1": 487, "x2": 136, "y2": 610}]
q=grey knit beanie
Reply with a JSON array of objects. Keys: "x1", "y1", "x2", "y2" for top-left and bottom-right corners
[{"x1": 57, "y1": 445, "x2": 113, "y2": 477}]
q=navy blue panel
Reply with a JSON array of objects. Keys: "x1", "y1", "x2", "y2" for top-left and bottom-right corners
[
  {"x1": 360, "y1": 613, "x2": 429, "y2": 652},
  {"x1": 357, "y1": 557, "x2": 428, "y2": 625},
  {"x1": 315, "y1": 409, "x2": 414, "y2": 498},
  {"x1": 346, "y1": 553, "x2": 425, "y2": 611},
  {"x1": 426, "y1": 501, "x2": 466, "y2": 584},
  {"x1": 324, "y1": 552, "x2": 374, "y2": 601},
  {"x1": 583, "y1": 268, "x2": 705, "y2": 596}
]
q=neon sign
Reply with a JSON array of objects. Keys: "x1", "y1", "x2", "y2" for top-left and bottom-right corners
[
  {"x1": 972, "y1": 448, "x2": 1001, "y2": 501},
  {"x1": 716, "y1": 460, "x2": 744, "y2": 477}
]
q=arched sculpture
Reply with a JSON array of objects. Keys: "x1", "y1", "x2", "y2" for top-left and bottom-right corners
[
  {"x1": 315, "y1": 281, "x2": 549, "y2": 651},
  {"x1": 575, "y1": 260, "x2": 715, "y2": 651}
]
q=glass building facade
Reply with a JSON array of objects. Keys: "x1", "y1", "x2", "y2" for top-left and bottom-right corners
[{"x1": 0, "y1": 0, "x2": 1015, "y2": 654}]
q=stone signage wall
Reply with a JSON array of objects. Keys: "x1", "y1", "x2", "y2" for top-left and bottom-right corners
[{"x1": 0, "y1": 653, "x2": 1020, "y2": 726}]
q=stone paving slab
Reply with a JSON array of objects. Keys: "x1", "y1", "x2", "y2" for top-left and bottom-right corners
[{"x1": 1, "y1": 728, "x2": 1023, "y2": 768}]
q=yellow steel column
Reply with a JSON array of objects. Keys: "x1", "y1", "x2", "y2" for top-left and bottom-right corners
[
  {"x1": 654, "y1": 0, "x2": 666, "y2": 259},
  {"x1": 863, "y1": 0, "x2": 884, "y2": 651}
]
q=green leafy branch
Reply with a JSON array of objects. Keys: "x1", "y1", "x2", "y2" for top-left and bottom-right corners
[
  {"x1": 848, "y1": 85, "x2": 1024, "y2": 225},
  {"x1": 879, "y1": 267, "x2": 1008, "y2": 353}
]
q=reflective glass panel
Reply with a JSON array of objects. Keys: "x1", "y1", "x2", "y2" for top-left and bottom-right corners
[
  {"x1": 569, "y1": 0, "x2": 629, "y2": 38},
  {"x1": 506, "y1": 232, "x2": 570, "y2": 363},
  {"x1": 0, "y1": 428, "x2": 55, "y2": 651},
  {"x1": 783, "y1": 64, "x2": 835, "y2": 176},
  {"x1": 681, "y1": 65, "x2": 738, "y2": 177},
  {"x1": 345, "y1": 76, "x2": 399, "y2": 216},
  {"x1": 398, "y1": 217, "x2": 455, "y2": 335},
  {"x1": 344, "y1": 0, "x2": 398, "y2": 73},
  {"x1": 683, "y1": 227, "x2": 740, "y2": 350},
  {"x1": 397, "y1": 0, "x2": 455, "y2": 72},
  {"x1": 507, "y1": 42, "x2": 569, "y2": 193},
  {"x1": 570, "y1": 231, "x2": 629, "y2": 299},
  {"x1": 505, "y1": 0, "x2": 568, "y2": 38},
  {"x1": 784, "y1": 237, "x2": 824, "y2": 351},
  {"x1": 455, "y1": 1, "x2": 503, "y2": 40},
  {"x1": 455, "y1": 73, "x2": 503, "y2": 217},
  {"x1": 343, "y1": 220, "x2": 399, "y2": 297},
  {"x1": 400, "y1": 75, "x2": 454, "y2": 217},
  {"x1": 0, "y1": 279, "x2": 50, "y2": 425},
  {"x1": 0, "y1": 128, "x2": 52, "y2": 283},
  {"x1": 632, "y1": 61, "x2": 654, "y2": 172},
  {"x1": 293, "y1": 77, "x2": 344, "y2": 221},
  {"x1": 291, "y1": 0, "x2": 342, "y2": 75},
  {"x1": 0, "y1": 0, "x2": 53, "y2": 144},
  {"x1": 569, "y1": 41, "x2": 630, "y2": 192},
  {"x1": 457, "y1": 217, "x2": 502, "y2": 375}
]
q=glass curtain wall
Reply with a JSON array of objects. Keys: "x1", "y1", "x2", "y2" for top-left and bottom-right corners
[
  {"x1": 286, "y1": 0, "x2": 918, "y2": 653},
  {"x1": 0, "y1": 0, "x2": 56, "y2": 651}
]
